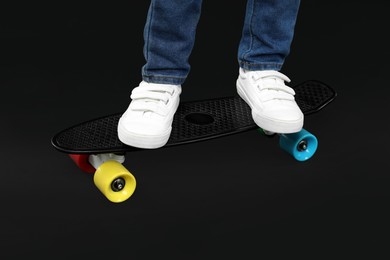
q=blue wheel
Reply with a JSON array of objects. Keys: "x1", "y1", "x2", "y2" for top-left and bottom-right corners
[{"x1": 279, "y1": 129, "x2": 318, "y2": 161}]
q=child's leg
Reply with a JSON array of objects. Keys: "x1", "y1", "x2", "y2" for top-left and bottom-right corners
[
  {"x1": 238, "y1": 0, "x2": 301, "y2": 71},
  {"x1": 118, "y1": 0, "x2": 203, "y2": 149},
  {"x1": 236, "y1": 0, "x2": 303, "y2": 134},
  {"x1": 142, "y1": 0, "x2": 203, "y2": 85}
]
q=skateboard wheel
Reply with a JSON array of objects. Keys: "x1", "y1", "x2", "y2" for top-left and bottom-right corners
[
  {"x1": 93, "y1": 160, "x2": 136, "y2": 203},
  {"x1": 279, "y1": 129, "x2": 318, "y2": 161},
  {"x1": 69, "y1": 154, "x2": 95, "y2": 173}
]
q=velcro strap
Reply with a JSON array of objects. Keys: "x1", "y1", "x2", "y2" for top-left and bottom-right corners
[{"x1": 130, "y1": 101, "x2": 167, "y2": 116}]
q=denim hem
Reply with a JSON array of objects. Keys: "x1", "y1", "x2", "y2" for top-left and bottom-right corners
[
  {"x1": 239, "y1": 60, "x2": 283, "y2": 71},
  {"x1": 143, "y1": 74, "x2": 186, "y2": 85}
]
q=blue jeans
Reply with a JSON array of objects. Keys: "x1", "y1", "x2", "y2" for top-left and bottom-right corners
[{"x1": 142, "y1": 0, "x2": 301, "y2": 85}]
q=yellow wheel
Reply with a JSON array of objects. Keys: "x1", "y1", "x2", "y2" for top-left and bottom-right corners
[{"x1": 93, "y1": 160, "x2": 136, "y2": 203}]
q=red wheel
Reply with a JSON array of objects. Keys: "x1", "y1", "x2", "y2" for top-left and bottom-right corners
[{"x1": 69, "y1": 154, "x2": 95, "y2": 173}]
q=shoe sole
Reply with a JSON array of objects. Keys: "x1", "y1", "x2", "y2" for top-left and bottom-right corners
[
  {"x1": 236, "y1": 80, "x2": 303, "y2": 134},
  {"x1": 117, "y1": 118, "x2": 171, "y2": 149}
]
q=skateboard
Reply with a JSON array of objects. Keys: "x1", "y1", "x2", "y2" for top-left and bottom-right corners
[{"x1": 51, "y1": 80, "x2": 336, "y2": 203}]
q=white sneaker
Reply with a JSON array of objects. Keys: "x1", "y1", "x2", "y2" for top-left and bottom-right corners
[
  {"x1": 236, "y1": 68, "x2": 304, "y2": 133},
  {"x1": 118, "y1": 81, "x2": 182, "y2": 149}
]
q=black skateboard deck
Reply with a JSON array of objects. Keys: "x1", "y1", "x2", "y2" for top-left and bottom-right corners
[
  {"x1": 51, "y1": 80, "x2": 336, "y2": 203},
  {"x1": 52, "y1": 80, "x2": 336, "y2": 154}
]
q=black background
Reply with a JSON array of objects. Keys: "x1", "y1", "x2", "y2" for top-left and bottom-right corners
[{"x1": 1, "y1": 1, "x2": 389, "y2": 259}]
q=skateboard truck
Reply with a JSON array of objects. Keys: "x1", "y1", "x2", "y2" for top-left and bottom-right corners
[{"x1": 88, "y1": 153, "x2": 125, "y2": 169}]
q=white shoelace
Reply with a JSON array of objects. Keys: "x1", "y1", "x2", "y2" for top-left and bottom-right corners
[
  {"x1": 251, "y1": 71, "x2": 296, "y2": 102},
  {"x1": 129, "y1": 83, "x2": 176, "y2": 116}
]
